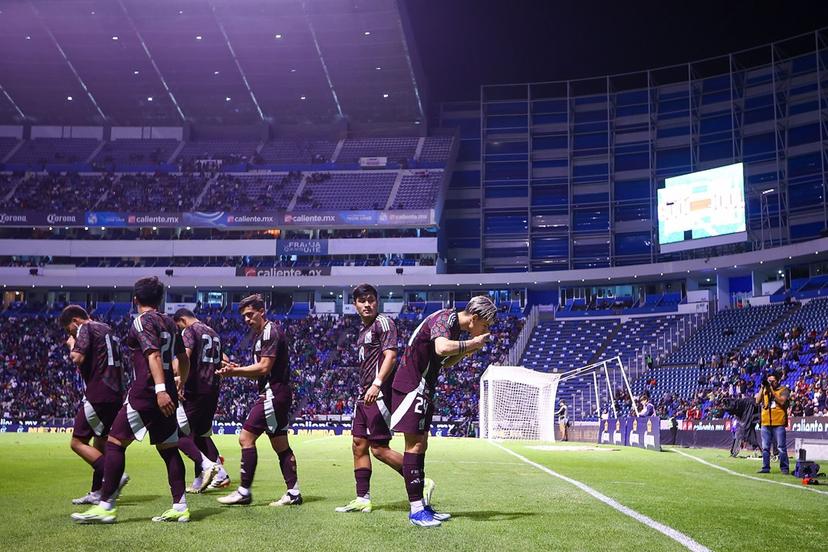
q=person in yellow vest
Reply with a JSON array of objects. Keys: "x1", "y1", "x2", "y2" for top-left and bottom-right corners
[{"x1": 754, "y1": 369, "x2": 790, "y2": 474}]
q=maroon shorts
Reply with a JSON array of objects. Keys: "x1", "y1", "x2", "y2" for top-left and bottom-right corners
[
  {"x1": 110, "y1": 400, "x2": 179, "y2": 445},
  {"x1": 242, "y1": 387, "x2": 292, "y2": 437},
  {"x1": 391, "y1": 385, "x2": 434, "y2": 436},
  {"x1": 177, "y1": 392, "x2": 219, "y2": 437},
  {"x1": 72, "y1": 400, "x2": 121, "y2": 440},
  {"x1": 351, "y1": 396, "x2": 393, "y2": 442}
]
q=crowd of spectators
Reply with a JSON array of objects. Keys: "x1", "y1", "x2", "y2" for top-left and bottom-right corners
[
  {"x1": 0, "y1": 306, "x2": 523, "y2": 436},
  {"x1": 634, "y1": 324, "x2": 828, "y2": 421}
]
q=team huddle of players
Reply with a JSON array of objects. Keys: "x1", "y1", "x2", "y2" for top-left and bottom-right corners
[{"x1": 64, "y1": 276, "x2": 495, "y2": 527}]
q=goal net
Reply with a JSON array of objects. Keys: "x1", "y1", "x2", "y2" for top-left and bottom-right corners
[{"x1": 479, "y1": 365, "x2": 560, "y2": 441}]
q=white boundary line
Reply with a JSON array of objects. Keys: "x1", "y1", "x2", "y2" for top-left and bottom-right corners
[
  {"x1": 672, "y1": 448, "x2": 828, "y2": 496},
  {"x1": 489, "y1": 440, "x2": 711, "y2": 552}
]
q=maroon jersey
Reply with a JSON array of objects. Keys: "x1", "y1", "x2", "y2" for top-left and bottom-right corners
[
  {"x1": 72, "y1": 320, "x2": 125, "y2": 403},
  {"x1": 253, "y1": 321, "x2": 290, "y2": 395},
  {"x1": 126, "y1": 310, "x2": 184, "y2": 410},
  {"x1": 392, "y1": 309, "x2": 460, "y2": 394},
  {"x1": 357, "y1": 314, "x2": 397, "y2": 395},
  {"x1": 181, "y1": 321, "x2": 222, "y2": 396}
]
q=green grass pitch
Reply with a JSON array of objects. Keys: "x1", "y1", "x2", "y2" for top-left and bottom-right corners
[{"x1": 1, "y1": 433, "x2": 825, "y2": 552}]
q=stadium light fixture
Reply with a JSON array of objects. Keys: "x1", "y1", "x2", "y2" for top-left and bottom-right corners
[
  {"x1": 133, "y1": 70, "x2": 139, "y2": 75},
  {"x1": 290, "y1": 68, "x2": 296, "y2": 73},
  {"x1": 152, "y1": 226, "x2": 157, "y2": 230},
  {"x1": 363, "y1": 31, "x2": 371, "y2": 36},
  {"x1": 275, "y1": 34, "x2": 283, "y2": 39},
  {"x1": 48, "y1": 226, "x2": 52, "y2": 231},
  {"x1": 376, "y1": 66, "x2": 381, "y2": 70},
  {"x1": 300, "y1": 95, "x2": 306, "y2": 100},
  {"x1": 66, "y1": 96, "x2": 73, "y2": 101},
  {"x1": 225, "y1": 97, "x2": 231, "y2": 101},
  {"x1": 147, "y1": 96, "x2": 153, "y2": 101},
  {"x1": 382, "y1": 93, "x2": 389, "y2": 98},
  {"x1": 83, "y1": 226, "x2": 88, "y2": 230},
  {"x1": 101, "y1": 227, "x2": 105, "y2": 231},
  {"x1": 112, "y1": 36, "x2": 118, "y2": 40},
  {"x1": 196, "y1": 35, "x2": 203, "y2": 40},
  {"x1": 214, "y1": 71, "x2": 220, "y2": 75},
  {"x1": 185, "y1": 226, "x2": 191, "y2": 230},
  {"x1": 178, "y1": 10, "x2": 183, "y2": 14},
  {"x1": 26, "y1": 35, "x2": 31, "y2": 40},
  {"x1": 762, "y1": 188, "x2": 775, "y2": 195}
]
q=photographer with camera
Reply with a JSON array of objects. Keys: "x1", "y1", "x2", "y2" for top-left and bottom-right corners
[{"x1": 754, "y1": 368, "x2": 791, "y2": 474}]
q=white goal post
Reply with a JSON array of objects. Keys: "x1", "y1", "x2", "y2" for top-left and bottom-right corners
[
  {"x1": 479, "y1": 365, "x2": 560, "y2": 441},
  {"x1": 479, "y1": 356, "x2": 637, "y2": 441}
]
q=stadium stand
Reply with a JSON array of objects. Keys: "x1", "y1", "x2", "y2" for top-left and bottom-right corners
[
  {"x1": 92, "y1": 139, "x2": 179, "y2": 171},
  {"x1": 393, "y1": 172, "x2": 443, "y2": 209},
  {"x1": 337, "y1": 137, "x2": 419, "y2": 164},
  {"x1": 6, "y1": 138, "x2": 98, "y2": 169}
]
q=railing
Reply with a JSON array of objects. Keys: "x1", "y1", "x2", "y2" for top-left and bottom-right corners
[
  {"x1": 629, "y1": 310, "x2": 711, "y2": 377},
  {"x1": 500, "y1": 305, "x2": 539, "y2": 366}
]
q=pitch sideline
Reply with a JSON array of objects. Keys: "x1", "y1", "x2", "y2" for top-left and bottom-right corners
[
  {"x1": 489, "y1": 440, "x2": 712, "y2": 552},
  {"x1": 671, "y1": 448, "x2": 828, "y2": 496}
]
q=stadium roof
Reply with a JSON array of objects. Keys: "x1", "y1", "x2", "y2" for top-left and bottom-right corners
[{"x1": 0, "y1": 0, "x2": 426, "y2": 127}]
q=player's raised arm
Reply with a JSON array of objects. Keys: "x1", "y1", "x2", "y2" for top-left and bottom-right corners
[{"x1": 434, "y1": 333, "x2": 490, "y2": 357}]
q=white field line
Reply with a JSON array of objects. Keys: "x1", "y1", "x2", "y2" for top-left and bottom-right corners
[
  {"x1": 489, "y1": 440, "x2": 711, "y2": 552},
  {"x1": 672, "y1": 448, "x2": 828, "y2": 496}
]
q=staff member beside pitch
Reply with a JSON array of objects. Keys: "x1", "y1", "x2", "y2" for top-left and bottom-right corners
[{"x1": 755, "y1": 369, "x2": 790, "y2": 474}]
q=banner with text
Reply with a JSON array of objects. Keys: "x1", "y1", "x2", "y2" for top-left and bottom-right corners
[
  {"x1": 236, "y1": 266, "x2": 332, "y2": 278},
  {"x1": 0, "y1": 209, "x2": 435, "y2": 229},
  {"x1": 276, "y1": 239, "x2": 328, "y2": 256},
  {"x1": 599, "y1": 416, "x2": 660, "y2": 451}
]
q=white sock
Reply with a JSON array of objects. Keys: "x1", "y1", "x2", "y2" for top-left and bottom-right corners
[
  {"x1": 99, "y1": 500, "x2": 114, "y2": 511},
  {"x1": 201, "y1": 454, "x2": 215, "y2": 471},
  {"x1": 359, "y1": 493, "x2": 370, "y2": 501},
  {"x1": 288, "y1": 483, "x2": 300, "y2": 496},
  {"x1": 238, "y1": 486, "x2": 251, "y2": 496},
  {"x1": 410, "y1": 500, "x2": 424, "y2": 514},
  {"x1": 217, "y1": 465, "x2": 228, "y2": 479},
  {"x1": 173, "y1": 501, "x2": 187, "y2": 512}
]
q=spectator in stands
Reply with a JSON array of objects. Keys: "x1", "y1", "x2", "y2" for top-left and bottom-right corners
[
  {"x1": 755, "y1": 369, "x2": 790, "y2": 474},
  {"x1": 639, "y1": 394, "x2": 655, "y2": 417}
]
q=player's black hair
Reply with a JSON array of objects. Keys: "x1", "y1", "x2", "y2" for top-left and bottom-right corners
[
  {"x1": 173, "y1": 308, "x2": 196, "y2": 321},
  {"x1": 351, "y1": 283, "x2": 378, "y2": 303},
  {"x1": 58, "y1": 304, "x2": 89, "y2": 327},
  {"x1": 133, "y1": 276, "x2": 165, "y2": 308},
  {"x1": 238, "y1": 293, "x2": 265, "y2": 313}
]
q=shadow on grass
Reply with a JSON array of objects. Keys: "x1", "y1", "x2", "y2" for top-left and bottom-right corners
[
  {"x1": 117, "y1": 494, "x2": 158, "y2": 505},
  {"x1": 376, "y1": 501, "x2": 539, "y2": 522},
  {"x1": 190, "y1": 507, "x2": 223, "y2": 521},
  {"x1": 450, "y1": 510, "x2": 540, "y2": 521}
]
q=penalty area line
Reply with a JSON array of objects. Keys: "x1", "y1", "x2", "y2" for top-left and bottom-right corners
[
  {"x1": 488, "y1": 440, "x2": 711, "y2": 552},
  {"x1": 671, "y1": 448, "x2": 828, "y2": 496}
]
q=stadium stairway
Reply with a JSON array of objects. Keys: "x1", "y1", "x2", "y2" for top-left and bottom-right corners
[{"x1": 586, "y1": 322, "x2": 622, "y2": 365}]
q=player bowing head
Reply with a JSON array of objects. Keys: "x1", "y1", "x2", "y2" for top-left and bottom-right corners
[
  {"x1": 59, "y1": 304, "x2": 128, "y2": 507},
  {"x1": 171, "y1": 308, "x2": 230, "y2": 493},
  {"x1": 389, "y1": 294, "x2": 496, "y2": 527}
]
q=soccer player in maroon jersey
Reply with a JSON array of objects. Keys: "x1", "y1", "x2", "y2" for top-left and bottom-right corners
[
  {"x1": 60, "y1": 305, "x2": 129, "y2": 506},
  {"x1": 71, "y1": 276, "x2": 192, "y2": 524},
  {"x1": 335, "y1": 283, "x2": 415, "y2": 513},
  {"x1": 216, "y1": 294, "x2": 301, "y2": 507},
  {"x1": 390, "y1": 295, "x2": 495, "y2": 527},
  {"x1": 172, "y1": 308, "x2": 230, "y2": 493}
]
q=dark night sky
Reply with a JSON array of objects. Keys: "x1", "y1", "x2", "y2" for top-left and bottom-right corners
[{"x1": 402, "y1": 0, "x2": 828, "y2": 106}]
